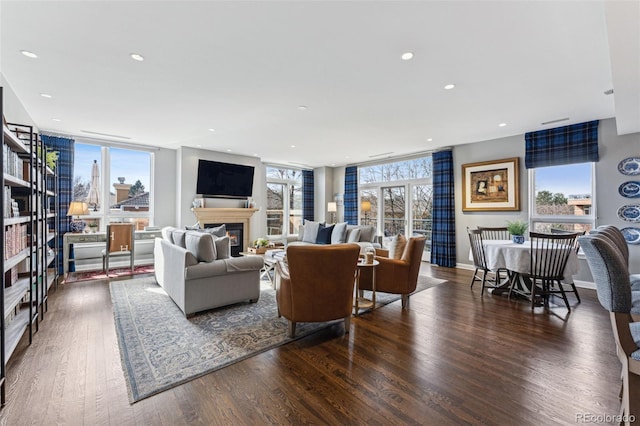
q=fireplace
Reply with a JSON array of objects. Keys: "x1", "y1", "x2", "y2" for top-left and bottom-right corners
[{"x1": 206, "y1": 222, "x2": 243, "y2": 257}]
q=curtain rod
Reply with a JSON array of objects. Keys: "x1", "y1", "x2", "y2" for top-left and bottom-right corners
[{"x1": 40, "y1": 129, "x2": 161, "y2": 151}]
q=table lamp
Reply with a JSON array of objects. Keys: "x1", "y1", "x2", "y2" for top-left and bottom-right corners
[
  {"x1": 327, "y1": 202, "x2": 337, "y2": 223},
  {"x1": 361, "y1": 201, "x2": 371, "y2": 225},
  {"x1": 68, "y1": 201, "x2": 89, "y2": 233}
]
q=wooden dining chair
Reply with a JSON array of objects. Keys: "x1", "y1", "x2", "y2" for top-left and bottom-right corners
[
  {"x1": 468, "y1": 228, "x2": 499, "y2": 295},
  {"x1": 477, "y1": 226, "x2": 510, "y2": 284},
  {"x1": 579, "y1": 233, "x2": 640, "y2": 424},
  {"x1": 102, "y1": 223, "x2": 135, "y2": 273},
  {"x1": 528, "y1": 232, "x2": 578, "y2": 310}
]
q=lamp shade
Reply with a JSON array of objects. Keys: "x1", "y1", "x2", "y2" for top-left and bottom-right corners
[
  {"x1": 327, "y1": 202, "x2": 337, "y2": 213},
  {"x1": 361, "y1": 201, "x2": 371, "y2": 212},
  {"x1": 67, "y1": 201, "x2": 89, "y2": 216}
]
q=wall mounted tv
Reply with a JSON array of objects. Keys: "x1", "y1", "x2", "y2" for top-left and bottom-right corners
[{"x1": 196, "y1": 159, "x2": 255, "y2": 198}]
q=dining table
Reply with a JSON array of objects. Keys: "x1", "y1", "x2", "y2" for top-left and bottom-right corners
[{"x1": 472, "y1": 239, "x2": 580, "y2": 300}]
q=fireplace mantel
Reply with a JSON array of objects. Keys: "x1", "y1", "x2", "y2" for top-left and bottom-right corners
[{"x1": 191, "y1": 208, "x2": 258, "y2": 252}]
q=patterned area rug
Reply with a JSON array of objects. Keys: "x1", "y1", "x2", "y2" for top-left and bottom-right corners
[
  {"x1": 110, "y1": 274, "x2": 446, "y2": 403},
  {"x1": 65, "y1": 265, "x2": 154, "y2": 283}
]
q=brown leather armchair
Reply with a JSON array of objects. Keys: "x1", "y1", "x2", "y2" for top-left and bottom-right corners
[
  {"x1": 275, "y1": 244, "x2": 360, "y2": 338},
  {"x1": 359, "y1": 236, "x2": 426, "y2": 309}
]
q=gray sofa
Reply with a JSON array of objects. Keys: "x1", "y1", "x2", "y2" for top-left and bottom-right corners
[
  {"x1": 154, "y1": 227, "x2": 264, "y2": 317},
  {"x1": 287, "y1": 222, "x2": 380, "y2": 252}
]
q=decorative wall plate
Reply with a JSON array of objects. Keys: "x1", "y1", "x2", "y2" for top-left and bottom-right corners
[
  {"x1": 618, "y1": 157, "x2": 640, "y2": 175},
  {"x1": 618, "y1": 205, "x2": 640, "y2": 222},
  {"x1": 621, "y1": 227, "x2": 640, "y2": 245},
  {"x1": 619, "y1": 181, "x2": 640, "y2": 198}
]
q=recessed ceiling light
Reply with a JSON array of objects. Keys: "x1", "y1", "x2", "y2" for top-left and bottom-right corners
[
  {"x1": 226, "y1": 149, "x2": 232, "y2": 152},
  {"x1": 298, "y1": 105, "x2": 308, "y2": 110},
  {"x1": 444, "y1": 84, "x2": 456, "y2": 90},
  {"x1": 253, "y1": 153, "x2": 258, "y2": 157},
  {"x1": 196, "y1": 144, "x2": 202, "y2": 147},
  {"x1": 427, "y1": 138, "x2": 433, "y2": 142},
  {"x1": 51, "y1": 118, "x2": 61, "y2": 122},
  {"x1": 498, "y1": 123, "x2": 507, "y2": 127},
  {"x1": 401, "y1": 52, "x2": 414, "y2": 61},
  {"x1": 130, "y1": 53, "x2": 144, "y2": 62},
  {"x1": 40, "y1": 93, "x2": 52, "y2": 98},
  {"x1": 290, "y1": 145, "x2": 296, "y2": 148},
  {"x1": 20, "y1": 50, "x2": 38, "y2": 59},
  {"x1": 208, "y1": 128, "x2": 215, "y2": 132}
]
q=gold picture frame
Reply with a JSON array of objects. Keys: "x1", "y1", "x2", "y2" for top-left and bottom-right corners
[{"x1": 462, "y1": 157, "x2": 520, "y2": 211}]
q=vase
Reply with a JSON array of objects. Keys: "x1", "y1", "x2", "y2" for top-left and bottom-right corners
[{"x1": 511, "y1": 235, "x2": 525, "y2": 244}]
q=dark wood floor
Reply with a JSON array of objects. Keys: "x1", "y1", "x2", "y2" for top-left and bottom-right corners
[{"x1": 0, "y1": 264, "x2": 621, "y2": 425}]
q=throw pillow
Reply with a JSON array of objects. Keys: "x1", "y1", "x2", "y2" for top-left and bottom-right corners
[
  {"x1": 298, "y1": 224, "x2": 304, "y2": 241},
  {"x1": 331, "y1": 222, "x2": 348, "y2": 244},
  {"x1": 185, "y1": 222, "x2": 201, "y2": 230},
  {"x1": 185, "y1": 231, "x2": 217, "y2": 262},
  {"x1": 214, "y1": 235, "x2": 231, "y2": 259},
  {"x1": 346, "y1": 228, "x2": 361, "y2": 243},
  {"x1": 161, "y1": 226, "x2": 176, "y2": 244},
  {"x1": 389, "y1": 234, "x2": 407, "y2": 260},
  {"x1": 358, "y1": 225, "x2": 376, "y2": 243},
  {"x1": 302, "y1": 220, "x2": 323, "y2": 243},
  {"x1": 199, "y1": 224, "x2": 226, "y2": 237},
  {"x1": 171, "y1": 229, "x2": 187, "y2": 248},
  {"x1": 316, "y1": 224, "x2": 335, "y2": 244}
]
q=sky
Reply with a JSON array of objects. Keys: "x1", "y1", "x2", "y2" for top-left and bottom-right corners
[
  {"x1": 74, "y1": 143, "x2": 150, "y2": 192},
  {"x1": 534, "y1": 163, "x2": 592, "y2": 196}
]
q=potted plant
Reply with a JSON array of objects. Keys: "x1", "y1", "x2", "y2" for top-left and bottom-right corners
[
  {"x1": 251, "y1": 237, "x2": 270, "y2": 254},
  {"x1": 506, "y1": 220, "x2": 528, "y2": 244}
]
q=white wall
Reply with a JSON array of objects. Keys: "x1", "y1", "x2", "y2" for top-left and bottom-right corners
[
  {"x1": 176, "y1": 147, "x2": 265, "y2": 241},
  {"x1": 152, "y1": 147, "x2": 177, "y2": 227}
]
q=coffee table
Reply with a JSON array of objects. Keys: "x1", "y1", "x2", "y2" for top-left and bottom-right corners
[{"x1": 240, "y1": 249, "x2": 285, "y2": 287}]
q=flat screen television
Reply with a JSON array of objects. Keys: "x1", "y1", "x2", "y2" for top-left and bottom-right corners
[{"x1": 196, "y1": 159, "x2": 254, "y2": 198}]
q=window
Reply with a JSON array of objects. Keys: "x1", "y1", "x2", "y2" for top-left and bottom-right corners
[
  {"x1": 73, "y1": 142, "x2": 153, "y2": 231},
  {"x1": 266, "y1": 166, "x2": 302, "y2": 238},
  {"x1": 529, "y1": 162, "x2": 595, "y2": 235},
  {"x1": 358, "y1": 156, "x2": 433, "y2": 255}
]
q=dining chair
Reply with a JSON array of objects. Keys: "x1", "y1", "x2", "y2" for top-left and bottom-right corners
[
  {"x1": 527, "y1": 231, "x2": 578, "y2": 310},
  {"x1": 590, "y1": 225, "x2": 640, "y2": 291},
  {"x1": 477, "y1": 226, "x2": 510, "y2": 284},
  {"x1": 468, "y1": 228, "x2": 499, "y2": 295},
  {"x1": 102, "y1": 223, "x2": 135, "y2": 273},
  {"x1": 579, "y1": 233, "x2": 640, "y2": 424}
]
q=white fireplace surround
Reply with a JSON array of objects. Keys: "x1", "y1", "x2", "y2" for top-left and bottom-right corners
[{"x1": 191, "y1": 208, "x2": 258, "y2": 253}]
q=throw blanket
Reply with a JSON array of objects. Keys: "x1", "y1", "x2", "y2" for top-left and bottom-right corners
[{"x1": 223, "y1": 257, "x2": 262, "y2": 272}]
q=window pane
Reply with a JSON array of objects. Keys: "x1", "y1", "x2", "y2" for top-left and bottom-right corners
[
  {"x1": 383, "y1": 186, "x2": 405, "y2": 236},
  {"x1": 412, "y1": 184, "x2": 432, "y2": 242},
  {"x1": 73, "y1": 143, "x2": 102, "y2": 209},
  {"x1": 533, "y1": 163, "x2": 592, "y2": 217},
  {"x1": 531, "y1": 222, "x2": 593, "y2": 234},
  {"x1": 267, "y1": 183, "x2": 284, "y2": 236},
  {"x1": 289, "y1": 182, "x2": 302, "y2": 234},
  {"x1": 110, "y1": 148, "x2": 151, "y2": 215},
  {"x1": 360, "y1": 189, "x2": 377, "y2": 226},
  {"x1": 359, "y1": 157, "x2": 432, "y2": 184}
]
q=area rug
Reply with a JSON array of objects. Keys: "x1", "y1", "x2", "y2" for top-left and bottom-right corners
[
  {"x1": 110, "y1": 274, "x2": 446, "y2": 403},
  {"x1": 65, "y1": 265, "x2": 154, "y2": 283}
]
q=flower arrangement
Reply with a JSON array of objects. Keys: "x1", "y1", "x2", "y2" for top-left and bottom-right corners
[
  {"x1": 506, "y1": 220, "x2": 528, "y2": 236},
  {"x1": 253, "y1": 237, "x2": 269, "y2": 248}
]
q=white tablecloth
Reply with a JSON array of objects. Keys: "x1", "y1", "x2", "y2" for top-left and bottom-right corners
[{"x1": 478, "y1": 239, "x2": 579, "y2": 282}]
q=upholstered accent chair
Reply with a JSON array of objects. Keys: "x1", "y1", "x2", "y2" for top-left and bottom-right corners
[
  {"x1": 275, "y1": 244, "x2": 360, "y2": 338},
  {"x1": 579, "y1": 233, "x2": 640, "y2": 423},
  {"x1": 359, "y1": 236, "x2": 427, "y2": 309}
]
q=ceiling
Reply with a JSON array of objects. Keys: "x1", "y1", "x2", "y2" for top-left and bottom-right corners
[{"x1": 1, "y1": 1, "x2": 638, "y2": 168}]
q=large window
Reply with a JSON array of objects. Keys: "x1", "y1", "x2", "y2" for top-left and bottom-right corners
[
  {"x1": 73, "y1": 142, "x2": 153, "y2": 231},
  {"x1": 266, "y1": 166, "x2": 302, "y2": 238},
  {"x1": 529, "y1": 162, "x2": 595, "y2": 235},
  {"x1": 359, "y1": 156, "x2": 433, "y2": 255}
]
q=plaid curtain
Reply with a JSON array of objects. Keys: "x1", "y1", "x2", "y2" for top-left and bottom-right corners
[
  {"x1": 430, "y1": 150, "x2": 456, "y2": 267},
  {"x1": 344, "y1": 166, "x2": 358, "y2": 225},
  {"x1": 42, "y1": 134, "x2": 74, "y2": 273},
  {"x1": 302, "y1": 169, "x2": 314, "y2": 222},
  {"x1": 525, "y1": 120, "x2": 599, "y2": 169}
]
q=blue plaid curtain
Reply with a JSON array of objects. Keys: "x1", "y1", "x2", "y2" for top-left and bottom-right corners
[
  {"x1": 344, "y1": 166, "x2": 358, "y2": 225},
  {"x1": 42, "y1": 134, "x2": 74, "y2": 273},
  {"x1": 430, "y1": 150, "x2": 456, "y2": 267},
  {"x1": 525, "y1": 120, "x2": 599, "y2": 168},
  {"x1": 302, "y1": 170, "x2": 314, "y2": 222}
]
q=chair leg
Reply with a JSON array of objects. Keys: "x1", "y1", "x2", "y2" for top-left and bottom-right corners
[
  {"x1": 401, "y1": 294, "x2": 410, "y2": 309},
  {"x1": 480, "y1": 270, "x2": 487, "y2": 296},
  {"x1": 288, "y1": 321, "x2": 296, "y2": 338},
  {"x1": 555, "y1": 280, "x2": 571, "y2": 311},
  {"x1": 530, "y1": 278, "x2": 537, "y2": 310},
  {"x1": 470, "y1": 268, "x2": 480, "y2": 289},
  {"x1": 571, "y1": 283, "x2": 581, "y2": 303},
  {"x1": 105, "y1": 255, "x2": 109, "y2": 275},
  {"x1": 343, "y1": 315, "x2": 351, "y2": 334}
]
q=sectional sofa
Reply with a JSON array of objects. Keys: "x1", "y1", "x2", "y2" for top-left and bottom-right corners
[{"x1": 287, "y1": 221, "x2": 381, "y2": 252}]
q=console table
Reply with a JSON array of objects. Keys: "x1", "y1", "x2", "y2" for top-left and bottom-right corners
[{"x1": 62, "y1": 230, "x2": 162, "y2": 278}]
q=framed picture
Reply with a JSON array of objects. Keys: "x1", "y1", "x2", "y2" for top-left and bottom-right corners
[{"x1": 462, "y1": 157, "x2": 520, "y2": 211}]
